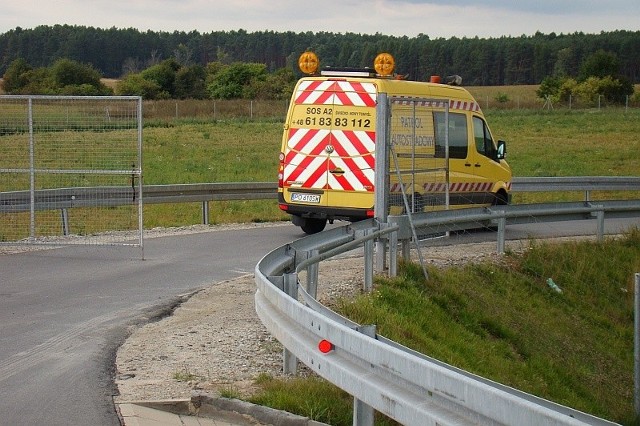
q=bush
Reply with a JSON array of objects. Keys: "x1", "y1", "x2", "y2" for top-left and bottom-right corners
[
  {"x1": 494, "y1": 92, "x2": 509, "y2": 104},
  {"x1": 537, "y1": 75, "x2": 633, "y2": 106},
  {"x1": 1, "y1": 58, "x2": 113, "y2": 95},
  {"x1": 573, "y1": 76, "x2": 633, "y2": 106},
  {"x1": 116, "y1": 74, "x2": 162, "y2": 99},
  {"x1": 206, "y1": 62, "x2": 268, "y2": 100}
]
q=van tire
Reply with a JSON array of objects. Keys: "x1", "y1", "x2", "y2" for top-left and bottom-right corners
[
  {"x1": 493, "y1": 191, "x2": 509, "y2": 206},
  {"x1": 300, "y1": 218, "x2": 327, "y2": 234}
]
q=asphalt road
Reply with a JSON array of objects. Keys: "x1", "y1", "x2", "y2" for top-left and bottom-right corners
[
  {"x1": 0, "y1": 223, "x2": 307, "y2": 426},
  {"x1": 0, "y1": 217, "x2": 638, "y2": 425}
]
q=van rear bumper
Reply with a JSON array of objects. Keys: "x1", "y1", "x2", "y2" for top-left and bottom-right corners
[{"x1": 278, "y1": 194, "x2": 372, "y2": 221}]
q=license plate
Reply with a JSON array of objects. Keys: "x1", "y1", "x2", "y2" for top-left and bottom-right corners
[{"x1": 290, "y1": 193, "x2": 321, "y2": 203}]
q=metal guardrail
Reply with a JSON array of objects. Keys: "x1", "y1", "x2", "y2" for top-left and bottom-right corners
[
  {"x1": 511, "y1": 176, "x2": 640, "y2": 193},
  {"x1": 387, "y1": 200, "x2": 640, "y2": 261},
  {"x1": 0, "y1": 182, "x2": 278, "y2": 213},
  {"x1": 254, "y1": 200, "x2": 640, "y2": 425},
  {"x1": 1, "y1": 175, "x2": 639, "y2": 217}
]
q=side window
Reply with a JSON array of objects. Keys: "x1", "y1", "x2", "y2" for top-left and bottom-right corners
[
  {"x1": 473, "y1": 116, "x2": 496, "y2": 159},
  {"x1": 434, "y1": 112, "x2": 468, "y2": 159}
]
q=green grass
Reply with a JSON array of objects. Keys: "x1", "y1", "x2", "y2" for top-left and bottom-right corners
[
  {"x1": 2, "y1": 105, "x2": 639, "y2": 234},
  {"x1": 100, "y1": 108, "x2": 640, "y2": 225},
  {"x1": 142, "y1": 120, "x2": 282, "y2": 184},
  {"x1": 251, "y1": 230, "x2": 640, "y2": 425},
  {"x1": 249, "y1": 375, "x2": 356, "y2": 425},
  {"x1": 486, "y1": 109, "x2": 640, "y2": 203}
]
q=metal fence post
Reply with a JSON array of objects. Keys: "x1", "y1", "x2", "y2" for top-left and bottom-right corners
[
  {"x1": 374, "y1": 93, "x2": 390, "y2": 274},
  {"x1": 28, "y1": 98, "x2": 36, "y2": 240},
  {"x1": 388, "y1": 227, "x2": 398, "y2": 278}
]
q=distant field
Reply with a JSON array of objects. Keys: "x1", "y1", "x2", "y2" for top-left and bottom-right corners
[
  {"x1": 467, "y1": 85, "x2": 541, "y2": 109},
  {"x1": 2, "y1": 91, "x2": 639, "y2": 231},
  {"x1": 106, "y1": 109, "x2": 640, "y2": 226}
]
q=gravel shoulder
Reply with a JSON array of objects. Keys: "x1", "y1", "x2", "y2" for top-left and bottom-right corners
[{"x1": 112, "y1": 235, "x2": 540, "y2": 404}]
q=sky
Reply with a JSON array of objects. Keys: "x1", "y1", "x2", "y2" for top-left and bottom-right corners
[{"x1": 2, "y1": 0, "x2": 639, "y2": 39}]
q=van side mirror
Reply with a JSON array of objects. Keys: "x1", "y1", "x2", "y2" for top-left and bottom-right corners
[{"x1": 496, "y1": 140, "x2": 506, "y2": 160}]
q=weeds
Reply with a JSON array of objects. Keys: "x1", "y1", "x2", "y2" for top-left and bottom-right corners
[
  {"x1": 172, "y1": 367, "x2": 201, "y2": 383},
  {"x1": 345, "y1": 231, "x2": 639, "y2": 423},
  {"x1": 218, "y1": 385, "x2": 242, "y2": 399}
]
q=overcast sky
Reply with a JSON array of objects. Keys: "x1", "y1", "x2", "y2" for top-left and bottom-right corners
[{"x1": 2, "y1": 0, "x2": 639, "y2": 38}]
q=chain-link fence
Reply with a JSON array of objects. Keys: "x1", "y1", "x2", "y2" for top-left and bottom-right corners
[
  {"x1": 0, "y1": 96, "x2": 143, "y2": 247},
  {"x1": 386, "y1": 97, "x2": 450, "y2": 217}
]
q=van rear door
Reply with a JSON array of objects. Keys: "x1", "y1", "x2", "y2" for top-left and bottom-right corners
[{"x1": 283, "y1": 79, "x2": 377, "y2": 210}]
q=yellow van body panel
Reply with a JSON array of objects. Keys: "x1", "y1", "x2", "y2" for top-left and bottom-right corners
[{"x1": 278, "y1": 76, "x2": 512, "y2": 221}]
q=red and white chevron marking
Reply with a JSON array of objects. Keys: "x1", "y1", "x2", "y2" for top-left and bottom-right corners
[
  {"x1": 424, "y1": 182, "x2": 493, "y2": 192},
  {"x1": 283, "y1": 128, "x2": 375, "y2": 192},
  {"x1": 389, "y1": 182, "x2": 496, "y2": 193},
  {"x1": 392, "y1": 97, "x2": 481, "y2": 112},
  {"x1": 294, "y1": 80, "x2": 377, "y2": 107}
]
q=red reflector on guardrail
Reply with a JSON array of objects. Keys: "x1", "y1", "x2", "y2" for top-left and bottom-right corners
[{"x1": 318, "y1": 339, "x2": 334, "y2": 353}]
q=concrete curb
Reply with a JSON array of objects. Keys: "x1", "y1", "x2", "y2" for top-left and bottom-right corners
[
  {"x1": 118, "y1": 393, "x2": 330, "y2": 426},
  {"x1": 191, "y1": 392, "x2": 330, "y2": 426}
]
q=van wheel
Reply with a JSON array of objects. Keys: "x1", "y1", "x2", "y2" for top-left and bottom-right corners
[
  {"x1": 300, "y1": 218, "x2": 327, "y2": 234},
  {"x1": 493, "y1": 191, "x2": 509, "y2": 206}
]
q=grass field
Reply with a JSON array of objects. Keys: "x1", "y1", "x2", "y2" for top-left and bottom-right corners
[
  {"x1": 2, "y1": 105, "x2": 639, "y2": 232},
  {"x1": 488, "y1": 108, "x2": 640, "y2": 203}
]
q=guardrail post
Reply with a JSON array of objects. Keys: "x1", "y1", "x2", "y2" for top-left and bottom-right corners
[
  {"x1": 202, "y1": 201, "x2": 209, "y2": 225},
  {"x1": 306, "y1": 249, "x2": 319, "y2": 298},
  {"x1": 364, "y1": 235, "x2": 374, "y2": 292},
  {"x1": 354, "y1": 324, "x2": 376, "y2": 426},
  {"x1": 283, "y1": 272, "x2": 299, "y2": 375},
  {"x1": 375, "y1": 241, "x2": 387, "y2": 274},
  {"x1": 60, "y1": 208, "x2": 70, "y2": 236},
  {"x1": 596, "y1": 208, "x2": 605, "y2": 242},
  {"x1": 388, "y1": 227, "x2": 398, "y2": 278},
  {"x1": 497, "y1": 216, "x2": 506, "y2": 254},
  {"x1": 401, "y1": 238, "x2": 410, "y2": 262},
  {"x1": 633, "y1": 273, "x2": 640, "y2": 416}
]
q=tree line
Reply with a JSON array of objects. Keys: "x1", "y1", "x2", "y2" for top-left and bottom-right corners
[
  {"x1": 1, "y1": 25, "x2": 639, "y2": 85},
  {"x1": 0, "y1": 26, "x2": 637, "y2": 104}
]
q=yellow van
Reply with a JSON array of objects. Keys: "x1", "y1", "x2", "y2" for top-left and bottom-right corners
[{"x1": 278, "y1": 52, "x2": 512, "y2": 234}]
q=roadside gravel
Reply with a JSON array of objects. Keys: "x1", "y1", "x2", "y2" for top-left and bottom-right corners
[{"x1": 112, "y1": 228, "x2": 538, "y2": 404}]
